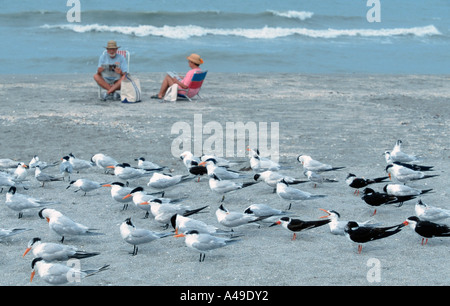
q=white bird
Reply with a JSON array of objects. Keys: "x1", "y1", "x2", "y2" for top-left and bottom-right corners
[
  {"x1": 29, "y1": 155, "x2": 58, "y2": 170},
  {"x1": 66, "y1": 179, "x2": 104, "y2": 196},
  {"x1": 180, "y1": 151, "x2": 201, "y2": 171},
  {"x1": 30, "y1": 257, "x2": 109, "y2": 285},
  {"x1": 174, "y1": 230, "x2": 240, "y2": 262},
  {"x1": 90, "y1": 153, "x2": 118, "y2": 173},
  {"x1": 385, "y1": 164, "x2": 438, "y2": 183},
  {"x1": 415, "y1": 199, "x2": 450, "y2": 222},
  {"x1": 276, "y1": 179, "x2": 326, "y2": 210},
  {"x1": 383, "y1": 184, "x2": 432, "y2": 197},
  {"x1": 5, "y1": 186, "x2": 60, "y2": 218},
  {"x1": 35, "y1": 165, "x2": 64, "y2": 187},
  {"x1": 304, "y1": 170, "x2": 338, "y2": 187},
  {"x1": 208, "y1": 174, "x2": 258, "y2": 202},
  {"x1": 122, "y1": 186, "x2": 170, "y2": 218},
  {"x1": 68, "y1": 153, "x2": 93, "y2": 172},
  {"x1": 170, "y1": 214, "x2": 231, "y2": 236},
  {"x1": 319, "y1": 209, "x2": 382, "y2": 236},
  {"x1": 23, "y1": 237, "x2": 100, "y2": 261},
  {"x1": 0, "y1": 227, "x2": 32, "y2": 241},
  {"x1": 12, "y1": 162, "x2": 29, "y2": 182},
  {"x1": 243, "y1": 203, "x2": 288, "y2": 222},
  {"x1": 140, "y1": 199, "x2": 208, "y2": 228},
  {"x1": 102, "y1": 182, "x2": 133, "y2": 210},
  {"x1": 253, "y1": 170, "x2": 307, "y2": 191},
  {"x1": 119, "y1": 218, "x2": 172, "y2": 256},
  {"x1": 199, "y1": 158, "x2": 245, "y2": 180},
  {"x1": 135, "y1": 157, "x2": 164, "y2": 171},
  {"x1": 247, "y1": 148, "x2": 283, "y2": 172},
  {"x1": 0, "y1": 171, "x2": 18, "y2": 190},
  {"x1": 296, "y1": 155, "x2": 345, "y2": 172},
  {"x1": 108, "y1": 163, "x2": 155, "y2": 184},
  {"x1": 386, "y1": 140, "x2": 422, "y2": 163},
  {"x1": 215, "y1": 204, "x2": 267, "y2": 230},
  {"x1": 38, "y1": 208, "x2": 104, "y2": 243},
  {"x1": 201, "y1": 154, "x2": 244, "y2": 168},
  {"x1": 59, "y1": 156, "x2": 73, "y2": 181},
  {"x1": 147, "y1": 172, "x2": 191, "y2": 190}
]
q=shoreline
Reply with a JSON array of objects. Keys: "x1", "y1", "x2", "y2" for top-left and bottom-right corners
[{"x1": 0, "y1": 73, "x2": 449, "y2": 286}]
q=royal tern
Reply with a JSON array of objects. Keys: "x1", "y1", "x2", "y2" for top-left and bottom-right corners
[
  {"x1": 403, "y1": 216, "x2": 450, "y2": 246},
  {"x1": 253, "y1": 170, "x2": 307, "y2": 191},
  {"x1": 66, "y1": 179, "x2": 104, "y2": 196},
  {"x1": 5, "y1": 186, "x2": 60, "y2": 218},
  {"x1": 344, "y1": 221, "x2": 404, "y2": 254},
  {"x1": 0, "y1": 227, "x2": 32, "y2": 241},
  {"x1": 140, "y1": 199, "x2": 209, "y2": 228},
  {"x1": 122, "y1": 186, "x2": 170, "y2": 218},
  {"x1": 30, "y1": 257, "x2": 109, "y2": 285},
  {"x1": 385, "y1": 164, "x2": 438, "y2": 183},
  {"x1": 276, "y1": 178, "x2": 326, "y2": 210},
  {"x1": 201, "y1": 154, "x2": 245, "y2": 168},
  {"x1": 59, "y1": 156, "x2": 73, "y2": 181},
  {"x1": 180, "y1": 151, "x2": 201, "y2": 171},
  {"x1": 12, "y1": 162, "x2": 29, "y2": 182},
  {"x1": 68, "y1": 153, "x2": 93, "y2": 172},
  {"x1": 199, "y1": 158, "x2": 246, "y2": 180},
  {"x1": 174, "y1": 230, "x2": 240, "y2": 262},
  {"x1": 415, "y1": 199, "x2": 450, "y2": 222},
  {"x1": 147, "y1": 172, "x2": 192, "y2": 190},
  {"x1": 247, "y1": 148, "x2": 284, "y2": 172},
  {"x1": 108, "y1": 163, "x2": 155, "y2": 185},
  {"x1": 389, "y1": 160, "x2": 434, "y2": 172},
  {"x1": 90, "y1": 153, "x2": 118, "y2": 173},
  {"x1": 243, "y1": 203, "x2": 288, "y2": 219},
  {"x1": 119, "y1": 218, "x2": 172, "y2": 255},
  {"x1": 345, "y1": 173, "x2": 389, "y2": 195},
  {"x1": 319, "y1": 209, "x2": 381, "y2": 236},
  {"x1": 29, "y1": 155, "x2": 58, "y2": 170},
  {"x1": 361, "y1": 187, "x2": 416, "y2": 215},
  {"x1": 135, "y1": 157, "x2": 164, "y2": 171},
  {"x1": 102, "y1": 182, "x2": 134, "y2": 210},
  {"x1": 385, "y1": 140, "x2": 422, "y2": 163},
  {"x1": 0, "y1": 172, "x2": 19, "y2": 191},
  {"x1": 296, "y1": 155, "x2": 345, "y2": 172},
  {"x1": 34, "y1": 165, "x2": 63, "y2": 187},
  {"x1": 38, "y1": 208, "x2": 105, "y2": 243},
  {"x1": 215, "y1": 204, "x2": 268, "y2": 230},
  {"x1": 23, "y1": 237, "x2": 100, "y2": 261},
  {"x1": 208, "y1": 174, "x2": 258, "y2": 202},
  {"x1": 270, "y1": 216, "x2": 330, "y2": 240},
  {"x1": 383, "y1": 184, "x2": 432, "y2": 197},
  {"x1": 171, "y1": 214, "x2": 231, "y2": 235}
]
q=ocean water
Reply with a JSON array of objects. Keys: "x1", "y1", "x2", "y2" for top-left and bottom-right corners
[{"x1": 0, "y1": 0, "x2": 448, "y2": 74}]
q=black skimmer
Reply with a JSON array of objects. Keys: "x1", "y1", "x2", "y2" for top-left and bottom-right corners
[
  {"x1": 403, "y1": 216, "x2": 450, "y2": 245},
  {"x1": 270, "y1": 216, "x2": 330, "y2": 240}
]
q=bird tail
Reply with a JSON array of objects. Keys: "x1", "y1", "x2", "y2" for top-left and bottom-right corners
[
  {"x1": 242, "y1": 181, "x2": 259, "y2": 189},
  {"x1": 420, "y1": 189, "x2": 433, "y2": 195},
  {"x1": 84, "y1": 264, "x2": 110, "y2": 277},
  {"x1": 414, "y1": 174, "x2": 439, "y2": 181},
  {"x1": 183, "y1": 205, "x2": 209, "y2": 217},
  {"x1": 369, "y1": 176, "x2": 389, "y2": 183},
  {"x1": 71, "y1": 251, "x2": 100, "y2": 259},
  {"x1": 85, "y1": 231, "x2": 105, "y2": 236}
]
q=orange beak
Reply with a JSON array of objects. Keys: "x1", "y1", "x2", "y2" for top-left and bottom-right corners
[
  {"x1": 198, "y1": 161, "x2": 206, "y2": 166},
  {"x1": 30, "y1": 270, "x2": 35, "y2": 283},
  {"x1": 23, "y1": 247, "x2": 31, "y2": 257},
  {"x1": 102, "y1": 184, "x2": 112, "y2": 187},
  {"x1": 106, "y1": 165, "x2": 115, "y2": 169},
  {"x1": 174, "y1": 233, "x2": 185, "y2": 238},
  {"x1": 46, "y1": 217, "x2": 50, "y2": 223},
  {"x1": 122, "y1": 194, "x2": 132, "y2": 200},
  {"x1": 319, "y1": 208, "x2": 331, "y2": 218},
  {"x1": 388, "y1": 173, "x2": 391, "y2": 180},
  {"x1": 22, "y1": 164, "x2": 28, "y2": 168},
  {"x1": 402, "y1": 221, "x2": 409, "y2": 226},
  {"x1": 139, "y1": 201, "x2": 149, "y2": 206}
]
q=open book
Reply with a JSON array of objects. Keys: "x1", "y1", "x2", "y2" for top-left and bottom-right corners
[{"x1": 167, "y1": 71, "x2": 182, "y2": 81}]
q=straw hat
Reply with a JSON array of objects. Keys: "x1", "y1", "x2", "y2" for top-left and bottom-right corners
[
  {"x1": 105, "y1": 40, "x2": 120, "y2": 49},
  {"x1": 186, "y1": 53, "x2": 204, "y2": 65}
]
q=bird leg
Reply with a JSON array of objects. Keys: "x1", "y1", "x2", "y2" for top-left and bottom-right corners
[
  {"x1": 292, "y1": 233, "x2": 297, "y2": 241},
  {"x1": 358, "y1": 245, "x2": 363, "y2": 254}
]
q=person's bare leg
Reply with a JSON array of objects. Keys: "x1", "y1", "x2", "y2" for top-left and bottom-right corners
[
  {"x1": 94, "y1": 73, "x2": 113, "y2": 91},
  {"x1": 158, "y1": 74, "x2": 176, "y2": 98},
  {"x1": 107, "y1": 74, "x2": 126, "y2": 94}
]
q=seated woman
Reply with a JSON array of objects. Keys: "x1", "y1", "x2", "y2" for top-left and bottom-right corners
[{"x1": 152, "y1": 53, "x2": 204, "y2": 99}]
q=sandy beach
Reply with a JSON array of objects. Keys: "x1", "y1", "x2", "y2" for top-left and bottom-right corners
[{"x1": 0, "y1": 73, "x2": 449, "y2": 288}]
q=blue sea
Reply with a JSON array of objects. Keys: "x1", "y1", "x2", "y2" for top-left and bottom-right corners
[{"x1": 1, "y1": 0, "x2": 448, "y2": 74}]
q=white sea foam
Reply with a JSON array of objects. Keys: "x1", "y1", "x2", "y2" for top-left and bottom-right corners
[
  {"x1": 267, "y1": 10, "x2": 314, "y2": 21},
  {"x1": 41, "y1": 23, "x2": 441, "y2": 40}
]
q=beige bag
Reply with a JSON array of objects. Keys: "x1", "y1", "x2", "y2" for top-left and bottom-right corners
[
  {"x1": 163, "y1": 84, "x2": 178, "y2": 102},
  {"x1": 121, "y1": 73, "x2": 142, "y2": 103}
]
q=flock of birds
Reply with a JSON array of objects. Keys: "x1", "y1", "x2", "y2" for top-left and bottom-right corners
[{"x1": 1, "y1": 139, "x2": 449, "y2": 285}]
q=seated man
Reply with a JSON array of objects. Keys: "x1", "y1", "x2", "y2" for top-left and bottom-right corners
[{"x1": 94, "y1": 40, "x2": 128, "y2": 100}]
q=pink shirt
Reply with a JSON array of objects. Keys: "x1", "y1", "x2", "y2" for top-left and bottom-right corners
[{"x1": 179, "y1": 67, "x2": 201, "y2": 97}]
